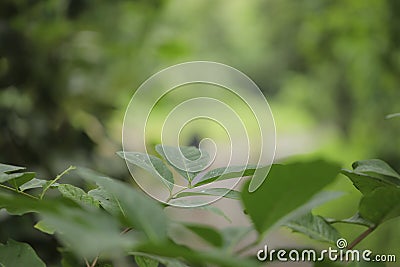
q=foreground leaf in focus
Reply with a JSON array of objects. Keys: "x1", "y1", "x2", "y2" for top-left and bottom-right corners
[
  {"x1": 156, "y1": 145, "x2": 209, "y2": 183},
  {"x1": 241, "y1": 160, "x2": 341, "y2": 235},
  {"x1": 194, "y1": 165, "x2": 257, "y2": 187},
  {"x1": 117, "y1": 151, "x2": 174, "y2": 191},
  {"x1": 359, "y1": 187, "x2": 400, "y2": 225},
  {"x1": 284, "y1": 213, "x2": 341, "y2": 244}
]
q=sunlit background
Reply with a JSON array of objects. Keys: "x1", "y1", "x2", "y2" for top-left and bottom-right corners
[{"x1": 1, "y1": 0, "x2": 400, "y2": 266}]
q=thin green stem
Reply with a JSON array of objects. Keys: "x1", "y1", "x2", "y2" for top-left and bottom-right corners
[
  {"x1": 40, "y1": 165, "x2": 76, "y2": 200},
  {"x1": 166, "y1": 186, "x2": 189, "y2": 202},
  {"x1": 0, "y1": 183, "x2": 39, "y2": 199}
]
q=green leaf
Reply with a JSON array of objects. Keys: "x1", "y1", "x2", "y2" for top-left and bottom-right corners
[
  {"x1": 0, "y1": 172, "x2": 27, "y2": 183},
  {"x1": 0, "y1": 191, "x2": 41, "y2": 215},
  {"x1": 184, "y1": 224, "x2": 224, "y2": 247},
  {"x1": 131, "y1": 253, "x2": 188, "y2": 267},
  {"x1": 133, "y1": 241, "x2": 259, "y2": 267},
  {"x1": 59, "y1": 248, "x2": 84, "y2": 267},
  {"x1": 348, "y1": 261, "x2": 387, "y2": 267},
  {"x1": 341, "y1": 159, "x2": 400, "y2": 195},
  {"x1": 314, "y1": 260, "x2": 386, "y2": 267},
  {"x1": 77, "y1": 168, "x2": 169, "y2": 243},
  {"x1": 359, "y1": 187, "x2": 400, "y2": 224},
  {"x1": 341, "y1": 170, "x2": 397, "y2": 195},
  {"x1": 117, "y1": 151, "x2": 174, "y2": 191},
  {"x1": 241, "y1": 160, "x2": 341, "y2": 235},
  {"x1": 135, "y1": 255, "x2": 159, "y2": 267},
  {"x1": 155, "y1": 145, "x2": 209, "y2": 182},
  {"x1": 284, "y1": 213, "x2": 341, "y2": 244},
  {"x1": 313, "y1": 259, "x2": 346, "y2": 267},
  {"x1": 0, "y1": 191, "x2": 132, "y2": 258},
  {"x1": 41, "y1": 205, "x2": 133, "y2": 258},
  {"x1": 221, "y1": 226, "x2": 252, "y2": 251},
  {"x1": 352, "y1": 159, "x2": 400, "y2": 180},
  {"x1": 326, "y1": 213, "x2": 375, "y2": 227},
  {"x1": 57, "y1": 184, "x2": 99, "y2": 208},
  {"x1": 193, "y1": 165, "x2": 257, "y2": 187},
  {"x1": 386, "y1": 113, "x2": 400, "y2": 119},
  {"x1": 0, "y1": 239, "x2": 45, "y2": 267},
  {"x1": 175, "y1": 188, "x2": 241, "y2": 200},
  {"x1": 34, "y1": 220, "x2": 56, "y2": 235},
  {"x1": 8, "y1": 172, "x2": 35, "y2": 190},
  {"x1": 0, "y1": 163, "x2": 25, "y2": 174},
  {"x1": 88, "y1": 186, "x2": 121, "y2": 215},
  {"x1": 198, "y1": 205, "x2": 232, "y2": 223},
  {"x1": 19, "y1": 178, "x2": 49, "y2": 191}
]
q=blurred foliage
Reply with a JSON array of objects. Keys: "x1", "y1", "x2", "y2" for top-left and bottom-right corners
[{"x1": 1, "y1": 0, "x2": 400, "y2": 266}]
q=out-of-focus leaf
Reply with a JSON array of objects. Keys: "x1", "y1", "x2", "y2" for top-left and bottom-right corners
[
  {"x1": 315, "y1": 260, "x2": 386, "y2": 267},
  {"x1": 117, "y1": 151, "x2": 174, "y2": 191},
  {"x1": 221, "y1": 226, "x2": 252, "y2": 251},
  {"x1": 168, "y1": 198, "x2": 232, "y2": 222},
  {"x1": 59, "y1": 248, "x2": 82, "y2": 267},
  {"x1": 198, "y1": 205, "x2": 232, "y2": 223},
  {"x1": 42, "y1": 206, "x2": 134, "y2": 258},
  {"x1": 155, "y1": 145, "x2": 209, "y2": 183},
  {"x1": 184, "y1": 224, "x2": 223, "y2": 247},
  {"x1": 133, "y1": 241, "x2": 259, "y2": 267},
  {"x1": 88, "y1": 186, "x2": 121, "y2": 215},
  {"x1": 284, "y1": 213, "x2": 341, "y2": 244},
  {"x1": 194, "y1": 165, "x2": 257, "y2": 187},
  {"x1": 386, "y1": 113, "x2": 400, "y2": 119},
  {"x1": 241, "y1": 160, "x2": 341, "y2": 235},
  {"x1": 313, "y1": 259, "x2": 346, "y2": 267},
  {"x1": 359, "y1": 187, "x2": 400, "y2": 224},
  {"x1": 131, "y1": 253, "x2": 189, "y2": 267},
  {"x1": 77, "y1": 168, "x2": 169, "y2": 243},
  {"x1": 0, "y1": 191, "x2": 42, "y2": 215},
  {"x1": 0, "y1": 239, "x2": 45, "y2": 267},
  {"x1": 135, "y1": 255, "x2": 159, "y2": 267},
  {"x1": 0, "y1": 163, "x2": 25, "y2": 174},
  {"x1": 57, "y1": 184, "x2": 99, "y2": 208},
  {"x1": 34, "y1": 220, "x2": 56, "y2": 235},
  {"x1": 0, "y1": 189, "x2": 133, "y2": 258},
  {"x1": 348, "y1": 261, "x2": 387, "y2": 267},
  {"x1": 175, "y1": 188, "x2": 241, "y2": 200}
]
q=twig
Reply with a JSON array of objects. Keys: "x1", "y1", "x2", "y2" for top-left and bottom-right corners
[
  {"x1": 40, "y1": 165, "x2": 76, "y2": 199},
  {"x1": 0, "y1": 183, "x2": 38, "y2": 199},
  {"x1": 347, "y1": 225, "x2": 376, "y2": 250},
  {"x1": 121, "y1": 227, "x2": 132, "y2": 235},
  {"x1": 90, "y1": 257, "x2": 98, "y2": 267},
  {"x1": 166, "y1": 186, "x2": 189, "y2": 202}
]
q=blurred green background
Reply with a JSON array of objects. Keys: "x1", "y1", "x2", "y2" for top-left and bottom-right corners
[{"x1": 1, "y1": 0, "x2": 400, "y2": 266}]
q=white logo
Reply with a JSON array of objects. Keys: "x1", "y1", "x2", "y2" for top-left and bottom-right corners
[{"x1": 122, "y1": 61, "x2": 276, "y2": 207}]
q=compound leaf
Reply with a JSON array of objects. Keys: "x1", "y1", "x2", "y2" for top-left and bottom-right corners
[{"x1": 117, "y1": 151, "x2": 174, "y2": 192}]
